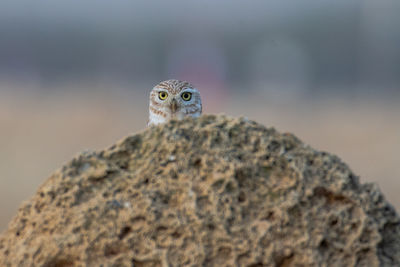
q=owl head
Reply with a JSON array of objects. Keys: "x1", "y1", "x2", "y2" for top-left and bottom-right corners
[{"x1": 148, "y1": 79, "x2": 202, "y2": 126}]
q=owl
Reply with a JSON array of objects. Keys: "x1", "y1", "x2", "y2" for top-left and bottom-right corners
[{"x1": 148, "y1": 79, "x2": 202, "y2": 126}]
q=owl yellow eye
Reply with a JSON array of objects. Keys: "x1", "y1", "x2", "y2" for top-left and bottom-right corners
[
  {"x1": 158, "y1": 91, "x2": 168, "y2": 100},
  {"x1": 181, "y1": 92, "x2": 192, "y2": 101}
]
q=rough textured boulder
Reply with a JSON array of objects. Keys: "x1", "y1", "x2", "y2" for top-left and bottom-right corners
[{"x1": 0, "y1": 115, "x2": 399, "y2": 266}]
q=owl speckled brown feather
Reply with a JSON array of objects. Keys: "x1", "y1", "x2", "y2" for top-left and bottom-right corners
[
  {"x1": 148, "y1": 79, "x2": 202, "y2": 126},
  {"x1": 155, "y1": 80, "x2": 194, "y2": 94}
]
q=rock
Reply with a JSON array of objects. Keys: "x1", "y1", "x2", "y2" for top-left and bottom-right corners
[{"x1": 0, "y1": 115, "x2": 399, "y2": 267}]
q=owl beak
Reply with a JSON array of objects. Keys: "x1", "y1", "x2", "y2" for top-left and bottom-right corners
[{"x1": 170, "y1": 98, "x2": 178, "y2": 113}]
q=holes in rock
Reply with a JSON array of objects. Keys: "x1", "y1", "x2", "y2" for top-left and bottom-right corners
[
  {"x1": 241, "y1": 207, "x2": 250, "y2": 220},
  {"x1": 212, "y1": 179, "x2": 225, "y2": 190},
  {"x1": 192, "y1": 158, "x2": 202, "y2": 168},
  {"x1": 153, "y1": 191, "x2": 170, "y2": 205},
  {"x1": 171, "y1": 231, "x2": 182, "y2": 238},
  {"x1": 132, "y1": 259, "x2": 161, "y2": 267},
  {"x1": 43, "y1": 257, "x2": 74, "y2": 267},
  {"x1": 318, "y1": 239, "x2": 330, "y2": 256},
  {"x1": 347, "y1": 173, "x2": 358, "y2": 188},
  {"x1": 234, "y1": 168, "x2": 252, "y2": 187},
  {"x1": 313, "y1": 187, "x2": 352, "y2": 205},
  {"x1": 130, "y1": 216, "x2": 146, "y2": 229},
  {"x1": 217, "y1": 246, "x2": 232, "y2": 259},
  {"x1": 288, "y1": 205, "x2": 301, "y2": 218},
  {"x1": 207, "y1": 224, "x2": 215, "y2": 231},
  {"x1": 118, "y1": 226, "x2": 132, "y2": 240},
  {"x1": 267, "y1": 141, "x2": 281, "y2": 152},
  {"x1": 227, "y1": 217, "x2": 235, "y2": 226},
  {"x1": 283, "y1": 140, "x2": 296, "y2": 152},
  {"x1": 196, "y1": 196, "x2": 210, "y2": 209},
  {"x1": 212, "y1": 133, "x2": 223, "y2": 144},
  {"x1": 238, "y1": 191, "x2": 246, "y2": 203},
  {"x1": 117, "y1": 160, "x2": 129, "y2": 170},
  {"x1": 319, "y1": 239, "x2": 328, "y2": 250},
  {"x1": 262, "y1": 211, "x2": 275, "y2": 221},
  {"x1": 248, "y1": 262, "x2": 265, "y2": 267},
  {"x1": 360, "y1": 229, "x2": 373, "y2": 243},
  {"x1": 224, "y1": 182, "x2": 235, "y2": 193},
  {"x1": 169, "y1": 169, "x2": 178, "y2": 179},
  {"x1": 274, "y1": 252, "x2": 294, "y2": 267},
  {"x1": 113, "y1": 188, "x2": 122, "y2": 195},
  {"x1": 104, "y1": 243, "x2": 120, "y2": 257},
  {"x1": 228, "y1": 129, "x2": 237, "y2": 138},
  {"x1": 156, "y1": 226, "x2": 168, "y2": 233},
  {"x1": 252, "y1": 138, "x2": 260, "y2": 152},
  {"x1": 351, "y1": 222, "x2": 359, "y2": 230}
]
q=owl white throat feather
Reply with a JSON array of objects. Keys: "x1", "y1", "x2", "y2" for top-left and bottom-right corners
[{"x1": 148, "y1": 79, "x2": 202, "y2": 126}]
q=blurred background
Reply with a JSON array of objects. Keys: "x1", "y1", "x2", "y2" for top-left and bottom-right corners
[{"x1": 1, "y1": 0, "x2": 399, "y2": 231}]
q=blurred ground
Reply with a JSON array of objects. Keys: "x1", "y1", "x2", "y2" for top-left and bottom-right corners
[{"x1": 1, "y1": 84, "x2": 399, "y2": 231}]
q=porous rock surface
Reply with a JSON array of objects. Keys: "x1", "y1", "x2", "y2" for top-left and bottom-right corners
[{"x1": 0, "y1": 115, "x2": 399, "y2": 267}]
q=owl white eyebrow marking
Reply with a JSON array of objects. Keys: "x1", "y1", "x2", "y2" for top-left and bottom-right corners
[
  {"x1": 154, "y1": 88, "x2": 169, "y2": 92},
  {"x1": 180, "y1": 88, "x2": 198, "y2": 93}
]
